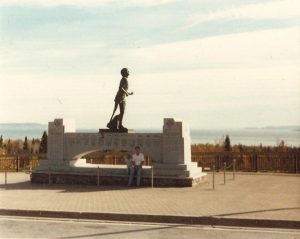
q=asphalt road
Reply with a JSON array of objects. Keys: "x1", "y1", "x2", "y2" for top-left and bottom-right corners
[{"x1": 0, "y1": 216, "x2": 299, "y2": 239}]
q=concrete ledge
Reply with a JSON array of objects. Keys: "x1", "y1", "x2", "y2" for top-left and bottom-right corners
[
  {"x1": 0, "y1": 209, "x2": 299, "y2": 229},
  {"x1": 31, "y1": 172, "x2": 206, "y2": 187}
]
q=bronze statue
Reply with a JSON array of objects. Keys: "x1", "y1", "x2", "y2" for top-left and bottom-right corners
[{"x1": 107, "y1": 68, "x2": 133, "y2": 132}]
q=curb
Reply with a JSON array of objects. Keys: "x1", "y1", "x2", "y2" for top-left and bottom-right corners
[{"x1": 0, "y1": 209, "x2": 299, "y2": 229}]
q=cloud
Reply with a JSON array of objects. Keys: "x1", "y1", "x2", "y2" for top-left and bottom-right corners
[
  {"x1": 122, "y1": 0, "x2": 178, "y2": 6},
  {"x1": 129, "y1": 27, "x2": 300, "y2": 71},
  {"x1": 187, "y1": 0, "x2": 300, "y2": 27},
  {"x1": 0, "y1": 0, "x2": 109, "y2": 7},
  {"x1": 38, "y1": 42, "x2": 106, "y2": 58},
  {"x1": 0, "y1": 0, "x2": 178, "y2": 7},
  {"x1": 0, "y1": 39, "x2": 106, "y2": 69}
]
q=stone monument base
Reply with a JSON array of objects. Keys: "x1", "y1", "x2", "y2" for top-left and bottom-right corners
[
  {"x1": 32, "y1": 118, "x2": 207, "y2": 187},
  {"x1": 31, "y1": 159, "x2": 207, "y2": 187}
]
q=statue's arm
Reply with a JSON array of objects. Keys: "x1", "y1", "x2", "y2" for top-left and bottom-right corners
[{"x1": 121, "y1": 87, "x2": 133, "y2": 96}]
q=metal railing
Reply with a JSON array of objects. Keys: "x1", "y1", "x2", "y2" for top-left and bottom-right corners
[
  {"x1": 212, "y1": 159, "x2": 236, "y2": 190},
  {"x1": 0, "y1": 154, "x2": 44, "y2": 172},
  {"x1": 192, "y1": 151, "x2": 300, "y2": 174}
]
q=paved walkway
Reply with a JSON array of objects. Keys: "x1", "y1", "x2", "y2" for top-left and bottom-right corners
[{"x1": 0, "y1": 172, "x2": 299, "y2": 226}]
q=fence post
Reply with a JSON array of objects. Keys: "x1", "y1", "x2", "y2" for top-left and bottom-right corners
[
  {"x1": 114, "y1": 155, "x2": 116, "y2": 165},
  {"x1": 5, "y1": 170, "x2": 7, "y2": 185},
  {"x1": 48, "y1": 167, "x2": 51, "y2": 185},
  {"x1": 212, "y1": 164, "x2": 215, "y2": 190},
  {"x1": 223, "y1": 162, "x2": 226, "y2": 185},
  {"x1": 295, "y1": 155, "x2": 298, "y2": 174},
  {"x1": 217, "y1": 155, "x2": 220, "y2": 172},
  {"x1": 151, "y1": 164, "x2": 154, "y2": 188},
  {"x1": 97, "y1": 166, "x2": 100, "y2": 186},
  {"x1": 16, "y1": 155, "x2": 19, "y2": 172},
  {"x1": 14, "y1": 155, "x2": 17, "y2": 172},
  {"x1": 255, "y1": 153, "x2": 258, "y2": 172},
  {"x1": 233, "y1": 159, "x2": 236, "y2": 180}
]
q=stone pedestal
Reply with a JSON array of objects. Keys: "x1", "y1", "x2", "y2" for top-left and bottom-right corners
[{"x1": 32, "y1": 118, "x2": 206, "y2": 187}]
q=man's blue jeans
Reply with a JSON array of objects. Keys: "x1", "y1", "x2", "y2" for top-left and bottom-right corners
[{"x1": 128, "y1": 166, "x2": 142, "y2": 186}]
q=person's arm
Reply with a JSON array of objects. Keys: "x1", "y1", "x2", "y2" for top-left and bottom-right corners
[
  {"x1": 119, "y1": 78, "x2": 133, "y2": 96},
  {"x1": 121, "y1": 87, "x2": 133, "y2": 96}
]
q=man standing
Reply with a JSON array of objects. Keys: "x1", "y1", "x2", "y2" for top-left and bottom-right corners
[
  {"x1": 107, "y1": 68, "x2": 133, "y2": 132},
  {"x1": 128, "y1": 146, "x2": 144, "y2": 187}
]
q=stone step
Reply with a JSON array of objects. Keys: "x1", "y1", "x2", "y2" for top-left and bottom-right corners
[
  {"x1": 31, "y1": 171, "x2": 206, "y2": 187},
  {"x1": 35, "y1": 161, "x2": 203, "y2": 178},
  {"x1": 153, "y1": 162, "x2": 198, "y2": 170},
  {"x1": 145, "y1": 169, "x2": 189, "y2": 177}
]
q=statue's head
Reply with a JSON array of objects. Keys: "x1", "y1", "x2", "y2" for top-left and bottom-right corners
[{"x1": 121, "y1": 68, "x2": 129, "y2": 77}]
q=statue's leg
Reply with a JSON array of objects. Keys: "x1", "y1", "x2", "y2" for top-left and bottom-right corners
[
  {"x1": 109, "y1": 102, "x2": 118, "y2": 122},
  {"x1": 119, "y1": 101, "x2": 126, "y2": 128}
]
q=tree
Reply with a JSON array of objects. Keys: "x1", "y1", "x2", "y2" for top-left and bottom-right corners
[
  {"x1": 6, "y1": 139, "x2": 12, "y2": 154},
  {"x1": 224, "y1": 135, "x2": 231, "y2": 152},
  {"x1": 278, "y1": 140, "x2": 285, "y2": 148},
  {"x1": 23, "y1": 136, "x2": 29, "y2": 152},
  {"x1": 39, "y1": 131, "x2": 47, "y2": 154},
  {"x1": 0, "y1": 135, "x2": 3, "y2": 148},
  {"x1": 237, "y1": 144, "x2": 244, "y2": 152},
  {"x1": 31, "y1": 138, "x2": 36, "y2": 154}
]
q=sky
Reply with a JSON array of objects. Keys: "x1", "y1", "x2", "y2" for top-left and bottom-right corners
[{"x1": 0, "y1": 0, "x2": 300, "y2": 130}]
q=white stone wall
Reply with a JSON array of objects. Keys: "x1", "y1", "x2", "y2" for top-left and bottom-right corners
[
  {"x1": 162, "y1": 118, "x2": 191, "y2": 164},
  {"x1": 47, "y1": 119, "x2": 64, "y2": 160},
  {"x1": 64, "y1": 132, "x2": 163, "y2": 162},
  {"x1": 47, "y1": 118, "x2": 191, "y2": 165}
]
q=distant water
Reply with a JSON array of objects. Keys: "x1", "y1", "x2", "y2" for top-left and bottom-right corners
[
  {"x1": 0, "y1": 124, "x2": 47, "y2": 140},
  {"x1": 0, "y1": 125, "x2": 299, "y2": 146},
  {"x1": 190, "y1": 129, "x2": 300, "y2": 147}
]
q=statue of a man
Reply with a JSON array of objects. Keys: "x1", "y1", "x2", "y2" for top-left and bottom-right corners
[{"x1": 107, "y1": 68, "x2": 133, "y2": 132}]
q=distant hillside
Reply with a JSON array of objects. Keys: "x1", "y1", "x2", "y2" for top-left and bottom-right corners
[
  {"x1": 0, "y1": 123, "x2": 47, "y2": 139},
  {"x1": 245, "y1": 125, "x2": 300, "y2": 131},
  {"x1": 0, "y1": 123, "x2": 46, "y2": 128},
  {"x1": 264, "y1": 125, "x2": 300, "y2": 130}
]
